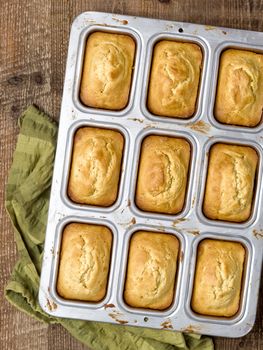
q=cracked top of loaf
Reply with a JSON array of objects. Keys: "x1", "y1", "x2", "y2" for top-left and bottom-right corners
[
  {"x1": 80, "y1": 31, "x2": 135, "y2": 110},
  {"x1": 147, "y1": 40, "x2": 202, "y2": 118},
  {"x1": 203, "y1": 143, "x2": 258, "y2": 222},
  {"x1": 124, "y1": 231, "x2": 179, "y2": 310},
  {"x1": 68, "y1": 127, "x2": 124, "y2": 206},
  {"x1": 57, "y1": 223, "x2": 112, "y2": 302},
  {"x1": 191, "y1": 239, "x2": 245, "y2": 317},
  {"x1": 135, "y1": 135, "x2": 191, "y2": 214},
  {"x1": 214, "y1": 49, "x2": 263, "y2": 127}
]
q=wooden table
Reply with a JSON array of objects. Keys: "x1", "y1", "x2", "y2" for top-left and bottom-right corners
[{"x1": 0, "y1": 1, "x2": 262, "y2": 349}]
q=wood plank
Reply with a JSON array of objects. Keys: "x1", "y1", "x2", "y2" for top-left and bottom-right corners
[{"x1": 0, "y1": 1, "x2": 262, "y2": 349}]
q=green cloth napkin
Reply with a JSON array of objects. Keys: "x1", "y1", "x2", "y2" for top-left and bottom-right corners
[{"x1": 5, "y1": 105, "x2": 214, "y2": 350}]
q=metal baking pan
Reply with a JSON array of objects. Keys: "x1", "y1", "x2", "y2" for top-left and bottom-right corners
[{"x1": 39, "y1": 11, "x2": 263, "y2": 337}]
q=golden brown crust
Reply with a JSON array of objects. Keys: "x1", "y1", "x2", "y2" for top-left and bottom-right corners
[
  {"x1": 124, "y1": 231, "x2": 179, "y2": 310},
  {"x1": 57, "y1": 223, "x2": 112, "y2": 302},
  {"x1": 203, "y1": 143, "x2": 258, "y2": 222},
  {"x1": 135, "y1": 135, "x2": 191, "y2": 214},
  {"x1": 191, "y1": 239, "x2": 245, "y2": 317},
  {"x1": 147, "y1": 40, "x2": 202, "y2": 118},
  {"x1": 80, "y1": 32, "x2": 135, "y2": 110},
  {"x1": 68, "y1": 127, "x2": 124, "y2": 206},
  {"x1": 214, "y1": 49, "x2": 263, "y2": 127}
]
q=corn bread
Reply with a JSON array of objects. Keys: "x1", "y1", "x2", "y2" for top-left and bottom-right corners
[
  {"x1": 214, "y1": 49, "x2": 263, "y2": 127},
  {"x1": 191, "y1": 239, "x2": 245, "y2": 317},
  {"x1": 136, "y1": 135, "x2": 191, "y2": 214},
  {"x1": 147, "y1": 40, "x2": 202, "y2": 118},
  {"x1": 203, "y1": 143, "x2": 258, "y2": 222},
  {"x1": 124, "y1": 231, "x2": 179, "y2": 310},
  {"x1": 68, "y1": 127, "x2": 124, "y2": 206},
  {"x1": 57, "y1": 223, "x2": 112, "y2": 302},
  {"x1": 80, "y1": 31, "x2": 135, "y2": 110}
]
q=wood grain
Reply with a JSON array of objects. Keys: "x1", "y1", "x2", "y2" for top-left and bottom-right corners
[{"x1": 0, "y1": 1, "x2": 262, "y2": 349}]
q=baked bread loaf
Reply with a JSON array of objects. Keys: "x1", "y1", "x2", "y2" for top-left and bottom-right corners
[
  {"x1": 191, "y1": 239, "x2": 245, "y2": 317},
  {"x1": 203, "y1": 143, "x2": 258, "y2": 222},
  {"x1": 68, "y1": 127, "x2": 124, "y2": 206},
  {"x1": 57, "y1": 223, "x2": 112, "y2": 302},
  {"x1": 135, "y1": 135, "x2": 191, "y2": 214},
  {"x1": 214, "y1": 49, "x2": 263, "y2": 127},
  {"x1": 147, "y1": 40, "x2": 202, "y2": 118},
  {"x1": 80, "y1": 31, "x2": 135, "y2": 110},
  {"x1": 124, "y1": 231, "x2": 179, "y2": 310}
]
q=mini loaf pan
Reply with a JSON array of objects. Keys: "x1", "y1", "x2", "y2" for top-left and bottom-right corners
[{"x1": 39, "y1": 12, "x2": 263, "y2": 338}]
